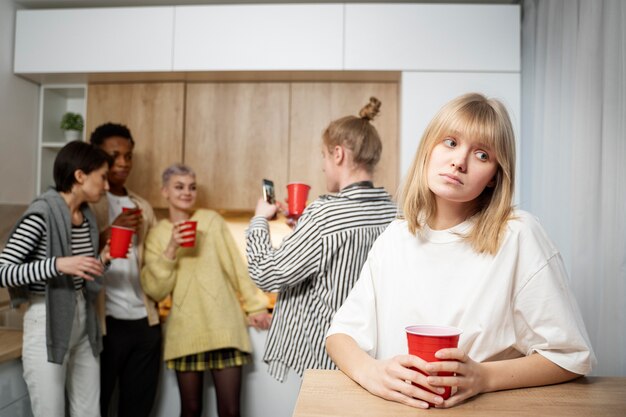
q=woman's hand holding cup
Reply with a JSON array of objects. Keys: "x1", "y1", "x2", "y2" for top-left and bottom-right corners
[
  {"x1": 357, "y1": 354, "x2": 446, "y2": 410},
  {"x1": 56, "y1": 255, "x2": 105, "y2": 281},
  {"x1": 163, "y1": 220, "x2": 197, "y2": 260},
  {"x1": 273, "y1": 200, "x2": 299, "y2": 229},
  {"x1": 423, "y1": 348, "x2": 488, "y2": 408},
  {"x1": 112, "y1": 207, "x2": 142, "y2": 232}
]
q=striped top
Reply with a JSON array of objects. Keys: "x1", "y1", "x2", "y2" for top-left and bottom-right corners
[
  {"x1": 246, "y1": 184, "x2": 397, "y2": 381},
  {"x1": 0, "y1": 213, "x2": 93, "y2": 291}
]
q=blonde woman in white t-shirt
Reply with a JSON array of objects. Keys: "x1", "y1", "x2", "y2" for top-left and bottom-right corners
[{"x1": 326, "y1": 93, "x2": 595, "y2": 409}]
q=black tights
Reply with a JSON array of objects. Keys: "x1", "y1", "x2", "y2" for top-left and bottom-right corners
[{"x1": 176, "y1": 367, "x2": 242, "y2": 417}]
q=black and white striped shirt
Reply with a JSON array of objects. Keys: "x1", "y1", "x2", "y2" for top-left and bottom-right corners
[
  {"x1": 246, "y1": 184, "x2": 397, "y2": 381},
  {"x1": 0, "y1": 213, "x2": 94, "y2": 292}
]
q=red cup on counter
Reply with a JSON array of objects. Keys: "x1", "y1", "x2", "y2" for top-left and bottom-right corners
[
  {"x1": 286, "y1": 182, "x2": 310, "y2": 218},
  {"x1": 180, "y1": 220, "x2": 198, "y2": 248},
  {"x1": 405, "y1": 325, "x2": 462, "y2": 403},
  {"x1": 109, "y1": 226, "x2": 134, "y2": 258}
]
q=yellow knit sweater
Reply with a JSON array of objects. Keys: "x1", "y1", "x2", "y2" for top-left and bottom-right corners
[{"x1": 140, "y1": 209, "x2": 268, "y2": 361}]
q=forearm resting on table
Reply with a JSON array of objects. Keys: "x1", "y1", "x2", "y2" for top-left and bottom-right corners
[
  {"x1": 481, "y1": 352, "x2": 581, "y2": 393},
  {"x1": 326, "y1": 333, "x2": 375, "y2": 385},
  {"x1": 327, "y1": 334, "x2": 580, "y2": 395}
]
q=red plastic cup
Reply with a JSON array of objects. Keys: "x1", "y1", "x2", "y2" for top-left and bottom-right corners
[
  {"x1": 109, "y1": 226, "x2": 134, "y2": 258},
  {"x1": 286, "y1": 183, "x2": 311, "y2": 218},
  {"x1": 405, "y1": 325, "x2": 463, "y2": 403},
  {"x1": 180, "y1": 220, "x2": 197, "y2": 248}
]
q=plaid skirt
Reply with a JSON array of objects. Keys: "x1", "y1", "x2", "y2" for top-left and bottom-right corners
[{"x1": 167, "y1": 348, "x2": 251, "y2": 372}]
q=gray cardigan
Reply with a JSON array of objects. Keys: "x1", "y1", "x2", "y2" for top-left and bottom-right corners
[{"x1": 8, "y1": 189, "x2": 103, "y2": 364}]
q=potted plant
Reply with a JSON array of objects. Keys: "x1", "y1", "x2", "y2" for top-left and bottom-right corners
[{"x1": 60, "y1": 112, "x2": 84, "y2": 141}]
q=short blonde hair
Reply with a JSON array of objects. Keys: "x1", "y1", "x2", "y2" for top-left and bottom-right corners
[
  {"x1": 399, "y1": 93, "x2": 516, "y2": 255},
  {"x1": 322, "y1": 97, "x2": 383, "y2": 174},
  {"x1": 161, "y1": 163, "x2": 195, "y2": 186}
]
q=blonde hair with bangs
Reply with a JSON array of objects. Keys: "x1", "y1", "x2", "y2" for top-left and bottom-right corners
[{"x1": 399, "y1": 93, "x2": 516, "y2": 255}]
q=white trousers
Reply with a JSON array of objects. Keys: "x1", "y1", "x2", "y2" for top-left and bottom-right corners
[{"x1": 22, "y1": 291, "x2": 100, "y2": 417}]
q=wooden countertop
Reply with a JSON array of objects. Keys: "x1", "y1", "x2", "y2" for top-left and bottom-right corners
[
  {"x1": 0, "y1": 205, "x2": 27, "y2": 252},
  {"x1": 293, "y1": 370, "x2": 626, "y2": 417},
  {"x1": 222, "y1": 212, "x2": 293, "y2": 257},
  {"x1": 0, "y1": 329, "x2": 23, "y2": 363},
  {"x1": 0, "y1": 206, "x2": 27, "y2": 363}
]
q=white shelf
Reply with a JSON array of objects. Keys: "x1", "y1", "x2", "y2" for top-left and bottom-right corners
[
  {"x1": 37, "y1": 84, "x2": 87, "y2": 194},
  {"x1": 41, "y1": 142, "x2": 68, "y2": 148}
]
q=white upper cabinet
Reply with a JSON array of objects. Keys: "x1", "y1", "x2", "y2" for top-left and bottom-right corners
[
  {"x1": 345, "y1": 4, "x2": 520, "y2": 72},
  {"x1": 14, "y1": 4, "x2": 520, "y2": 74},
  {"x1": 173, "y1": 4, "x2": 343, "y2": 71},
  {"x1": 14, "y1": 7, "x2": 174, "y2": 73}
]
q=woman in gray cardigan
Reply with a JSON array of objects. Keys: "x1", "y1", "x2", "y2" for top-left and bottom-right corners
[{"x1": 0, "y1": 141, "x2": 112, "y2": 417}]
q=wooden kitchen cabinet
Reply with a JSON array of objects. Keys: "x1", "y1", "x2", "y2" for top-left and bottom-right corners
[
  {"x1": 289, "y1": 82, "x2": 399, "y2": 203},
  {"x1": 184, "y1": 81, "x2": 398, "y2": 211},
  {"x1": 86, "y1": 83, "x2": 185, "y2": 207},
  {"x1": 85, "y1": 80, "x2": 398, "y2": 211},
  {"x1": 184, "y1": 83, "x2": 290, "y2": 210}
]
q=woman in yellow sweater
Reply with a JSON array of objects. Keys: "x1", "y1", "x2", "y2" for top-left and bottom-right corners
[{"x1": 141, "y1": 163, "x2": 271, "y2": 417}]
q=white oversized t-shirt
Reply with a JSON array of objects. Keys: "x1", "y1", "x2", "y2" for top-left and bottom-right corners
[{"x1": 327, "y1": 210, "x2": 595, "y2": 375}]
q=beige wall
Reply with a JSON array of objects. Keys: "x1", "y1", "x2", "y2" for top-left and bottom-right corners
[{"x1": 0, "y1": 1, "x2": 38, "y2": 205}]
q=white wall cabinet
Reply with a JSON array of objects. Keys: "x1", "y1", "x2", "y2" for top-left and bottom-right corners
[
  {"x1": 36, "y1": 84, "x2": 86, "y2": 194},
  {"x1": 345, "y1": 4, "x2": 520, "y2": 71},
  {"x1": 173, "y1": 4, "x2": 343, "y2": 71},
  {"x1": 14, "y1": 4, "x2": 520, "y2": 74},
  {"x1": 14, "y1": 7, "x2": 174, "y2": 73}
]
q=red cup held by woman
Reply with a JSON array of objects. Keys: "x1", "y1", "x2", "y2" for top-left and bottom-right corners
[
  {"x1": 405, "y1": 325, "x2": 463, "y2": 403},
  {"x1": 286, "y1": 183, "x2": 311, "y2": 218},
  {"x1": 109, "y1": 226, "x2": 134, "y2": 258},
  {"x1": 180, "y1": 220, "x2": 198, "y2": 248}
]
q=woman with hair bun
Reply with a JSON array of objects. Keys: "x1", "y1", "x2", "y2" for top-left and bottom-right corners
[{"x1": 246, "y1": 97, "x2": 397, "y2": 383}]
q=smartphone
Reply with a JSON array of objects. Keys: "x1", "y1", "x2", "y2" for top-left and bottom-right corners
[{"x1": 262, "y1": 179, "x2": 275, "y2": 204}]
